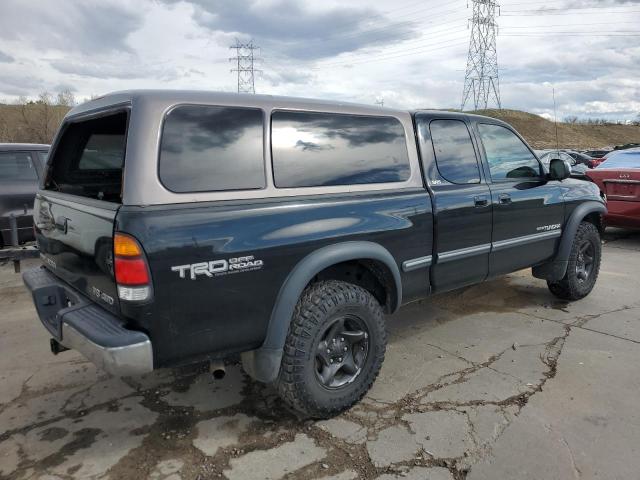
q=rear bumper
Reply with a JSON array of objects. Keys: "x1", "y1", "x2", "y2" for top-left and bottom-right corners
[
  {"x1": 22, "y1": 267, "x2": 153, "y2": 376},
  {"x1": 603, "y1": 200, "x2": 640, "y2": 229}
]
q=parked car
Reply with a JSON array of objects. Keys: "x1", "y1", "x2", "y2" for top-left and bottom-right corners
[
  {"x1": 563, "y1": 150, "x2": 596, "y2": 169},
  {"x1": 584, "y1": 149, "x2": 611, "y2": 159},
  {"x1": 23, "y1": 91, "x2": 605, "y2": 418},
  {"x1": 0, "y1": 143, "x2": 49, "y2": 248},
  {"x1": 614, "y1": 143, "x2": 640, "y2": 151},
  {"x1": 587, "y1": 148, "x2": 640, "y2": 229},
  {"x1": 538, "y1": 150, "x2": 588, "y2": 175},
  {"x1": 584, "y1": 149, "x2": 612, "y2": 167}
]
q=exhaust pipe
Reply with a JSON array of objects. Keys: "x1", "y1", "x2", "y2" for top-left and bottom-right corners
[{"x1": 210, "y1": 360, "x2": 226, "y2": 380}]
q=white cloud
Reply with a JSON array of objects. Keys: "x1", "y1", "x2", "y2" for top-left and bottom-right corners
[{"x1": 0, "y1": 0, "x2": 638, "y2": 119}]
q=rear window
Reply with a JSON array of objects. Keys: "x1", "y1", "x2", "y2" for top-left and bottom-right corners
[
  {"x1": 271, "y1": 111, "x2": 410, "y2": 188},
  {"x1": 0, "y1": 151, "x2": 38, "y2": 181},
  {"x1": 35, "y1": 151, "x2": 48, "y2": 169},
  {"x1": 47, "y1": 111, "x2": 127, "y2": 202},
  {"x1": 159, "y1": 105, "x2": 265, "y2": 193}
]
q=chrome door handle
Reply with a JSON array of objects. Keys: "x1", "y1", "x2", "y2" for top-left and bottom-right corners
[
  {"x1": 474, "y1": 196, "x2": 489, "y2": 207},
  {"x1": 498, "y1": 193, "x2": 512, "y2": 205}
]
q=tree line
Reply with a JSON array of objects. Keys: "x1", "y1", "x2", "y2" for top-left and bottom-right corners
[
  {"x1": 563, "y1": 115, "x2": 640, "y2": 126},
  {"x1": 0, "y1": 89, "x2": 77, "y2": 144}
]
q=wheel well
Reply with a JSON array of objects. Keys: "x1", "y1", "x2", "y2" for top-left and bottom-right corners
[
  {"x1": 583, "y1": 212, "x2": 604, "y2": 234},
  {"x1": 310, "y1": 259, "x2": 396, "y2": 313}
]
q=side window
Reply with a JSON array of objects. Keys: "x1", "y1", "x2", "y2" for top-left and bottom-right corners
[
  {"x1": 429, "y1": 119, "x2": 480, "y2": 184},
  {"x1": 560, "y1": 152, "x2": 576, "y2": 165},
  {"x1": 0, "y1": 151, "x2": 38, "y2": 181},
  {"x1": 478, "y1": 124, "x2": 541, "y2": 180},
  {"x1": 271, "y1": 111, "x2": 410, "y2": 188},
  {"x1": 159, "y1": 105, "x2": 265, "y2": 193}
]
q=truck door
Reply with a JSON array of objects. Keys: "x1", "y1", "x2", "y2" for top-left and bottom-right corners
[
  {"x1": 415, "y1": 114, "x2": 492, "y2": 292},
  {"x1": 473, "y1": 122, "x2": 565, "y2": 277}
]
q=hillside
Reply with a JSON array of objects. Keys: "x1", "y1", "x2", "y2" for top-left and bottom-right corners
[
  {"x1": 474, "y1": 109, "x2": 640, "y2": 150},
  {"x1": 1, "y1": 102, "x2": 638, "y2": 151},
  {"x1": 0, "y1": 103, "x2": 70, "y2": 144}
]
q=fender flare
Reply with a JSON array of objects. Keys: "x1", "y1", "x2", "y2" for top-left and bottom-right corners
[
  {"x1": 241, "y1": 241, "x2": 402, "y2": 383},
  {"x1": 533, "y1": 201, "x2": 606, "y2": 282}
]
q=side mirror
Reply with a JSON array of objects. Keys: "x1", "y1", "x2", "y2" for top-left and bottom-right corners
[{"x1": 548, "y1": 158, "x2": 571, "y2": 181}]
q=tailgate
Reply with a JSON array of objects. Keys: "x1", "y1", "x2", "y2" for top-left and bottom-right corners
[
  {"x1": 35, "y1": 193, "x2": 120, "y2": 313},
  {"x1": 604, "y1": 178, "x2": 640, "y2": 202},
  {"x1": 35, "y1": 108, "x2": 129, "y2": 314}
]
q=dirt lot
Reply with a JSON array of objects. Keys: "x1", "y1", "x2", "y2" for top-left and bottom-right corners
[{"x1": 1, "y1": 231, "x2": 639, "y2": 480}]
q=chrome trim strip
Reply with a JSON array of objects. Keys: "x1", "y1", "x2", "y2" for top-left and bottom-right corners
[
  {"x1": 438, "y1": 244, "x2": 491, "y2": 264},
  {"x1": 402, "y1": 256, "x2": 432, "y2": 272},
  {"x1": 61, "y1": 323, "x2": 154, "y2": 376},
  {"x1": 492, "y1": 230, "x2": 562, "y2": 252}
]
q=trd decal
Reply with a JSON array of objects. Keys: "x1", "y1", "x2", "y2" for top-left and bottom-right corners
[
  {"x1": 171, "y1": 255, "x2": 264, "y2": 280},
  {"x1": 536, "y1": 224, "x2": 561, "y2": 232}
]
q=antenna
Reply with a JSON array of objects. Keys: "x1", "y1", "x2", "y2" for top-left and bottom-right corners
[
  {"x1": 461, "y1": 0, "x2": 502, "y2": 111},
  {"x1": 553, "y1": 86, "x2": 559, "y2": 151},
  {"x1": 375, "y1": 97, "x2": 384, "y2": 108},
  {"x1": 229, "y1": 40, "x2": 261, "y2": 94}
]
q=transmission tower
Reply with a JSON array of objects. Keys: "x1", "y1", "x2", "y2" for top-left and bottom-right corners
[
  {"x1": 461, "y1": 0, "x2": 501, "y2": 111},
  {"x1": 229, "y1": 40, "x2": 260, "y2": 94}
]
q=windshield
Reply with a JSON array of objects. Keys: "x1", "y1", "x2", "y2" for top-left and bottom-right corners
[{"x1": 597, "y1": 151, "x2": 640, "y2": 169}]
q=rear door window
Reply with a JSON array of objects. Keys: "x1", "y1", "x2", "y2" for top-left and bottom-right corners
[
  {"x1": 159, "y1": 105, "x2": 265, "y2": 193},
  {"x1": 0, "y1": 151, "x2": 38, "y2": 181},
  {"x1": 478, "y1": 124, "x2": 541, "y2": 180},
  {"x1": 429, "y1": 120, "x2": 480, "y2": 184},
  {"x1": 271, "y1": 111, "x2": 410, "y2": 188}
]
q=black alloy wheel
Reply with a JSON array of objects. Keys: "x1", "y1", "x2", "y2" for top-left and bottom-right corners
[{"x1": 314, "y1": 315, "x2": 370, "y2": 389}]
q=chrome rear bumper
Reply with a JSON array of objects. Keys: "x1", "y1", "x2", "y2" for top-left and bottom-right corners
[{"x1": 23, "y1": 267, "x2": 154, "y2": 376}]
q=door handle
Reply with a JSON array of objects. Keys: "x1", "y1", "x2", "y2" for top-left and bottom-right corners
[
  {"x1": 498, "y1": 193, "x2": 512, "y2": 205},
  {"x1": 474, "y1": 195, "x2": 489, "y2": 207}
]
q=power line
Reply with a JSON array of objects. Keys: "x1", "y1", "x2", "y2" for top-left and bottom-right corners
[
  {"x1": 501, "y1": 32, "x2": 640, "y2": 36},
  {"x1": 502, "y1": 9, "x2": 640, "y2": 16},
  {"x1": 462, "y1": 0, "x2": 502, "y2": 111},
  {"x1": 313, "y1": 36, "x2": 469, "y2": 68},
  {"x1": 501, "y1": 21, "x2": 640, "y2": 28},
  {"x1": 229, "y1": 40, "x2": 261, "y2": 94}
]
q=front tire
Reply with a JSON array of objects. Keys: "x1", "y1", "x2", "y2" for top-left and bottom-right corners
[
  {"x1": 547, "y1": 221, "x2": 601, "y2": 301},
  {"x1": 275, "y1": 280, "x2": 386, "y2": 419}
]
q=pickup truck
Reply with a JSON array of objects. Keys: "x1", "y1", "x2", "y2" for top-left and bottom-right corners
[
  {"x1": 23, "y1": 91, "x2": 605, "y2": 418},
  {"x1": 0, "y1": 143, "x2": 49, "y2": 248}
]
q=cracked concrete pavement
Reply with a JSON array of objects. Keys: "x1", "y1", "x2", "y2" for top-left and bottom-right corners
[{"x1": 1, "y1": 230, "x2": 639, "y2": 480}]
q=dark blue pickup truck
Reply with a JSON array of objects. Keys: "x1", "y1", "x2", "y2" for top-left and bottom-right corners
[{"x1": 23, "y1": 91, "x2": 605, "y2": 417}]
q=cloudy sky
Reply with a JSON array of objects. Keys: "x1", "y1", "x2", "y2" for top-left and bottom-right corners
[{"x1": 0, "y1": 0, "x2": 639, "y2": 120}]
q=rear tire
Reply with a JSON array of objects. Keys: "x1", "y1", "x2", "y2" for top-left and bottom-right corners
[
  {"x1": 547, "y1": 221, "x2": 601, "y2": 301},
  {"x1": 275, "y1": 280, "x2": 386, "y2": 419}
]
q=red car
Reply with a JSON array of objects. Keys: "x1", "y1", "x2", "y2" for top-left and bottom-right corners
[{"x1": 587, "y1": 148, "x2": 640, "y2": 229}]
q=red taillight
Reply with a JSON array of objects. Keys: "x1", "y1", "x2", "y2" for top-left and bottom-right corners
[
  {"x1": 113, "y1": 233, "x2": 151, "y2": 301},
  {"x1": 114, "y1": 257, "x2": 149, "y2": 285}
]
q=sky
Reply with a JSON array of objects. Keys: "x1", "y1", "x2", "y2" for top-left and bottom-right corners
[{"x1": 0, "y1": 0, "x2": 639, "y2": 120}]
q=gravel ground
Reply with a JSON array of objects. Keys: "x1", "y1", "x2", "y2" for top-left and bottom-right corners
[{"x1": 1, "y1": 230, "x2": 639, "y2": 480}]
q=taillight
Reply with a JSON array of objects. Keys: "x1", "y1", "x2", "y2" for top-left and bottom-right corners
[{"x1": 113, "y1": 233, "x2": 151, "y2": 301}]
